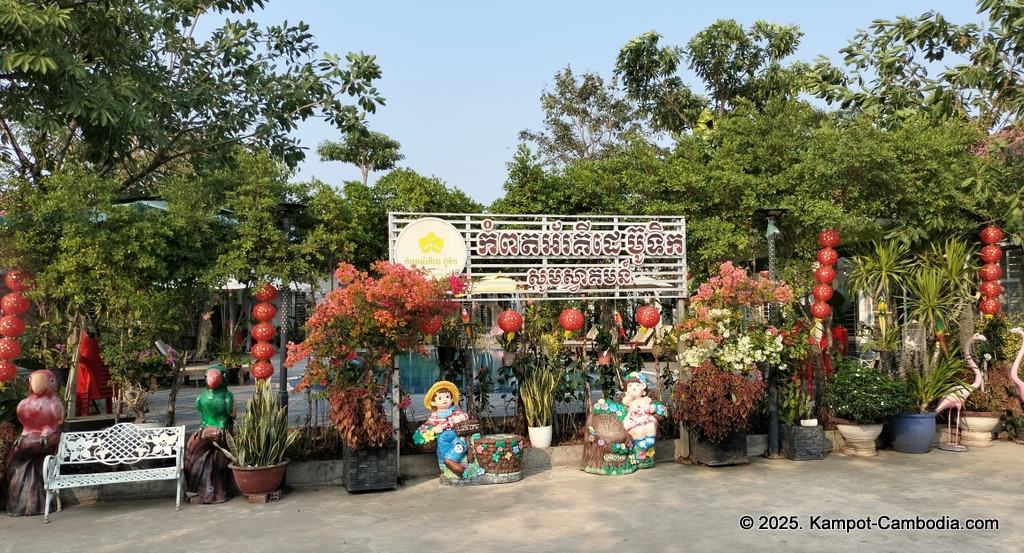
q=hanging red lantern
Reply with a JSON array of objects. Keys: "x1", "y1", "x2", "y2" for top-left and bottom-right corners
[
  {"x1": 251, "y1": 323, "x2": 276, "y2": 342},
  {"x1": 497, "y1": 310, "x2": 523, "y2": 333},
  {"x1": 0, "y1": 315, "x2": 25, "y2": 338},
  {"x1": 254, "y1": 283, "x2": 278, "y2": 303},
  {"x1": 4, "y1": 270, "x2": 33, "y2": 292},
  {"x1": 635, "y1": 306, "x2": 661, "y2": 329},
  {"x1": 816, "y1": 247, "x2": 838, "y2": 266},
  {"x1": 979, "y1": 263, "x2": 1002, "y2": 281},
  {"x1": 252, "y1": 302, "x2": 277, "y2": 323},
  {"x1": 810, "y1": 302, "x2": 832, "y2": 320},
  {"x1": 418, "y1": 315, "x2": 442, "y2": 335},
  {"x1": 0, "y1": 338, "x2": 21, "y2": 360},
  {"x1": 979, "y1": 298, "x2": 1001, "y2": 318},
  {"x1": 818, "y1": 229, "x2": 841, "y2": 248},
  {"x1": 251, "y1": 361, "x2": 274, "y2": 380},
  {"x1": 0, "y1": 360, "x2": 16, "y2": 382},
  {"x1": 812, "y1": 284, "x2": 834, "y2": 302},
  {"x1": 814, "y1": 266, "x2": 836, "y2": 284},
  {"x1": 979, "y1": 280, "x2": 1002, "y2": 299},
  {"x1": 1, "y1": 293, "x2": 30, "y2": 316},
  {"x1": 980, "y1": 245, "x2": 1003, "y2": 264},
  {"x1": 981, "y1": 226, "x2": 1003, "y2": 245},
  {"x1": 559, "y1": 309, "x2": 585, "y2": 332},
  {"x1": 251, "y1": 342, "x2": 276, "y2": 361}
]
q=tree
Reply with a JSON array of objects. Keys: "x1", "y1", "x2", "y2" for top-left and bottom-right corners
[
  {"x1": 615, "y1": 20, "x2": 807, "y2": 133},
  {"x1": 518, "y1": 66, "x2": 648, "y2": 165},
  {"x1": 318, "y1": 131, "x2": 405, "y2": 186},
  {"x1": 0, "y1": 0, "x2": 384, "y2": 193}
]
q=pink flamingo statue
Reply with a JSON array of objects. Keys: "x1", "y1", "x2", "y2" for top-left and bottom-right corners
[
  {"x1": 1008, "y1": 327, "x2": 1024, "y2": 405},
  {"x1": 935, "y1": 333, "x2": 986, "y2": 450}
]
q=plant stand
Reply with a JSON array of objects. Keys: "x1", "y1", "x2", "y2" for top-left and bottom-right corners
[
  {"x1": 342, "y1": 440, "x2": 398, "y2": 492},
  {"x1": 781, "y1": 424, "x2": 824, "y2": 461},
  {"x1": 835, "y1": 423, "x2": 884, "y2": 457},
  {"x1": 688, "y1": 429, "x2": 748, "y2": 466},
  {"x1": 960, "y1": 413, "x2": 1000, "y2": 448}
]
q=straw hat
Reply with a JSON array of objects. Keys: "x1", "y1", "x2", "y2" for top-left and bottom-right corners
[{"x1": 424, "y1": 380, "x2": 460, "y2": 410}]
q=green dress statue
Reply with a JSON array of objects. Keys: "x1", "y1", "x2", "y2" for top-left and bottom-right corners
[{"x1": 184, "y1": 367, "x2": 235, "y2": 503}]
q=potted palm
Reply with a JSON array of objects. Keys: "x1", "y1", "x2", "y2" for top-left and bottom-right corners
[
  {"x1": 888, "y1": 349, "x2": 964, "y2": 453},
  {"x1": 518, "y1": 355, "x2": 563, "y2": 448},
  {"x1": 822, "y1": 358, "x2": 914, "y2": 456},
  {"x1": 287, "y1": 261, "x2": 459, "y2": 491},
  {"x1": 216, "y1": 379, "x2": 300, "y2": 496}
]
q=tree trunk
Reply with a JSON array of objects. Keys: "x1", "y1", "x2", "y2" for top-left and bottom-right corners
[{"x1": 165, "y1": 352, "x2": 189, "y2": 427}]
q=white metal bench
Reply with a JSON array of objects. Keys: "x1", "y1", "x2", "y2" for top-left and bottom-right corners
[{"x1": 42, "y1": 423, "x2": 185, "y2": 522}]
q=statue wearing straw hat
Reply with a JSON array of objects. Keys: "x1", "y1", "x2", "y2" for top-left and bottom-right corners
[{"x1": 414, "y1": 380, "x2": 470, "y2": 476}]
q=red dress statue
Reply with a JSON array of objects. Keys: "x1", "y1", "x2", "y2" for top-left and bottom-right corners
[{"x1": 4, "y1": 370, "x2": 64, "y2": 516}]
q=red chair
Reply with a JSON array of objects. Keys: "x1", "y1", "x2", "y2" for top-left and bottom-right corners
[{"x1": 76, "y1": 333, "x2": 114, "y2": 417}]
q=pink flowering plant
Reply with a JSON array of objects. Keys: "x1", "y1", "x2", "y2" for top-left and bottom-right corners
[{"x1": 674, "y1": 262, "x2": 793, "y2": 374}]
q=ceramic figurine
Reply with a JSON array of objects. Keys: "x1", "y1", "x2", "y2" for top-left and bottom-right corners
[
  {"x1": 184, "y1": 367, "x2": 235, "y2": 503},
  {"x1": 581, "y1": 373, "x2": 665, "y2": 475},
  {"x1": 620, "y1": 372, "x2": 666, "y2": 469},
  {"x1": 5, "y1": 370, "x2": 64, "y2": 516},
  {"x1": 414, "y1": 381, "x2": 469, "y2": 475}
]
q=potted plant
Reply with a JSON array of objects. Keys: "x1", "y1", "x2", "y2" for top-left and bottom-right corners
[
  {"x1": 673, "y1": 360, "x2": 764, "y2": 465},
  {"x1": 434, "y1": 313, "x2": 463, "y2": 378},
  {"x1": 889, "y1": 349, "x2": 965, "y2": 453},
  {"x1": 778, "y1": 375, "x2": 824, "y2": 460},
  {"x1": 216, "y1": 378, "x2": 300, "y2": 496},
  {"x1": 287, "y1": 261, "x2": 459, "y2": 491},
  {"x1": 518, "y1": 355, "x2": 562, "y2": 448},
  {"x1": 822, "y1": 358, "x2": 914, "y2": 456},
  {"x1": 960, "y1": 362, "x2": 1018, "y2": 447},
  {"x1": 1004, "y1": 413, "x2": 1024, "y2": 443},
  {"x1": 499, "y1": 328, "x2": 520, "y2": 367},
  {"x1": 594, "y1": 327, "x2": 613, "y2": 365}
]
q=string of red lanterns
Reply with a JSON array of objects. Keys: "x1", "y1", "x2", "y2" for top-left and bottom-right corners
[
  {"x1": 811, "y1": 230, "x2": 840, "y2": 321},
  {"x1": 1, "y1": 270, "x2": 33, "y2": 383},
  {"x1": 559, "y1": 309, "x2": 584, "y2": 332},
  {"x1": 979, "y1": 226, "x2": 1003, "y2": 319},
  {"x1": 250, "y1": 283, "x2": 278, "y2": 380}
]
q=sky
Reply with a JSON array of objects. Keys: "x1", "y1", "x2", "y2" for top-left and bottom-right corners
[{"x1": 230, "y1": 0, "x2": 986, "y2": 207}]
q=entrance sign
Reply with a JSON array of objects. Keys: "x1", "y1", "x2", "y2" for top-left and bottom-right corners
[
  {"x1": 391, "y1": 217, "x2": 468, "y2": 277},
  {"x1": 389, "y1": 213, "x2": 687, "y2": 300}
]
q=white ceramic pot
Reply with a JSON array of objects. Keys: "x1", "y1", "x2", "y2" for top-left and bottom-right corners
[
  {"x1": 835, "y1": 423, "x2": 884, "y2": 457},
  {"x1": 800, "y1": 419, "x2": 818, "y2": 427},
  {"x1": 528, "y1": 425, "x2": 553, "y2": 448},
  {"x1": 961, "y1": 413, "x2": 1001, "y2": 448}
]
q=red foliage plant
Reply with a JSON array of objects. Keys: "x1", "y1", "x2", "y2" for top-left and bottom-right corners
[
  {"x1": 672, "y1": 360, "x2": 765, "y2": 444},
  {"x1": 327, "y1": 383, "x2": 393, "y2": 450}
]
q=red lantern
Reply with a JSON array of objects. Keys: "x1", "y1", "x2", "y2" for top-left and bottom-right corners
[
  {"x1": 819, "y1": 229, "x2": 841, "y2": 248},
  {"x1": 559, "y1": 309, "x2": 585, "y2": 332},
  {"x1": 1, "y1": 293, "x2": 30, "y2": 316},
  {"x1": 4, "y1": 270, "x2": 33, "y2": 292},
  {"x1": 0, "y1": 338, "x2": 21, "y2": 360},
  {"x1": 254, "y1": 283, "x2": 278, "y2": 303},
  {"x1": 981, "y1": 226, "x2": 1003, "y2": 245},
  {"x1": 814, "y1": 266, "x2": 836, "y2": 284},
  {"x1": 979, "y1": 298, "x2": 1001, "y2": 318},
  {"x1": 0, "y1": 315, "x2": 25, "y2": 338},
  {"x1": 812, "y1": 284, "x2": 834, "y2": 302},
  {"x1": 418, "y1": 315, "x2": 442, "y2": 335},
  {"x1": 810, "y1": 302, "x2": 832, "y2": 320},
  {"x1": 497, "y1": 310, "x2": 523, "y2": 333},
  {"x1": 251, "y1": 323, "x2": 276, "y2": 342},
  {"x1": 251, "y1": 342, "x2": 276, "y2": 361},
  {"x1": 816, "y1": 247, "x2": 838, "y2": 266},
  {"x1": 980, "y1": 245, "x2": 1002, "y2": 264},
  {"x1": 979, "y1": 263, "x2": 1002, "y2": 281},
  {"x1": 979, "y1": 280, "x2": 1002, "y2": 299},
  {"x1": 635, "y1": 306, "x2": 661, "y2": 329},
  {"x1": 252, "y1": 302, "x2": 277, "y2": 323},
  {"x1": 0, "y1": 360, "x2": 15, "y2": 382},
  {"x1": 251, "y1": 361, "x2": 275, "y2": 380}
]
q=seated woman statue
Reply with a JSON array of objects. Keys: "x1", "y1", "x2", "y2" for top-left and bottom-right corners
[
  {"x1": 184, "y1": 366, "x2": 235, "y2": 503},
  {"x1": 5, "y1": 370, "x2": 63, "y2": 516},
  {"x1": 620, "y1": 371, "x2": 665, "y2": 469},
  {"x1": 413, "y1": 381, "x2": 469, "y2": 476}
]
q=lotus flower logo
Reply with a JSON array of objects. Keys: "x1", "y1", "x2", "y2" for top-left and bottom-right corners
[{"x1": 419, "y1": 232, "x2": 444, "y2": 253}]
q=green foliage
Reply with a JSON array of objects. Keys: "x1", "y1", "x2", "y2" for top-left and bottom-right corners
[
  {"x1": 519, "y1": 356, "x2": 562, "y2": 427},
  {"x1": 822, "y1": 360, "x2": 915, "y2": 424},
  {"x1": 217, "y1": 379, "x2": 300, "y2": 467},
  {"x1": 318, "y1": 131, "x2": 404, "y2": 186},
  {"x1": 903, "y1": 350, "x2": 966, "y2": 413},
  {"x1": 778, "y1": 377, "x2": 812, "y2": 426},
  {"x1": 0, "y1": 376, "x2": 28, "y2": 428}
]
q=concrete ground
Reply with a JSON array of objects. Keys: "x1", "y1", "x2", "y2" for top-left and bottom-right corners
[{"x1": 3, "y1": 439, "x2": 1022, "y2": 552}]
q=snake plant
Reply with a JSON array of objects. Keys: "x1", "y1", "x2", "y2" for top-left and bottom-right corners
[{"x1": 216, "y1": 379, "x2": 299, "y2": 467}]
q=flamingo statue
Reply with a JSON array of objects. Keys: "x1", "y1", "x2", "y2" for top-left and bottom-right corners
[
  {"x1": 935, "y1": 333, "x2": 986, "y2": 450},
  {"x1": 1008, "y1": 328, "x2": 1024, "y2": 405}
]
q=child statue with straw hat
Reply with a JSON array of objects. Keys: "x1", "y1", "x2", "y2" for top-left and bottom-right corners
[{"x1": 414, "y1": 380, "x2": 470, "y2": 475}]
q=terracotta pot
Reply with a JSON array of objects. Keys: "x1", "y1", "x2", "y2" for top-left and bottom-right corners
[
  {"x1": 502, "y1": 351, "x2": 517, "y2": 367},
  {"x1": 597, "y1": 350, "x2": 612, "y2": 365},
  {"x1": 229, "y1": 460, "x2": 289, "y2": 495}
]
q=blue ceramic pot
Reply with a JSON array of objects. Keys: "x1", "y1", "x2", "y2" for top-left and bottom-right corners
[{"x1": 887, "y1": 413, "x2": 937, "y2": 453}]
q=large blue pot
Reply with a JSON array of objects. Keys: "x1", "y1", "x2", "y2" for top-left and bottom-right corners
[{"x1": 887, "y1": 413, "x2": 937, "y2": 453}]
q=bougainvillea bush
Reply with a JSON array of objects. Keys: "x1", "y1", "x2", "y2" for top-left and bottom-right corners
[{"x1": 287, "y1": 261, "x2": 460, "y2": 449}]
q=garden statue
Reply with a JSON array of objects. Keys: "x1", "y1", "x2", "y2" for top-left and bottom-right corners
[
  {"x1": 620, "y1": 372, "x2": 666, "y2": 469},
  {"x1": 5, "y1": 370, "x2": 63, "y2": 516},
  {"x1": 184, "y1": 366, "x2": 235, "y2": 503},
  {"x1": 415, "y1": 380, "x2": 525, "y2": 486},
  {"x1": 414, "y1": 381, "x2": 469, "y2": 475}
]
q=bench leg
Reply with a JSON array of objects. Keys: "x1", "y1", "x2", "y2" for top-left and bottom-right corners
[
  {"x1": 44, "y1": 490, "x2": 53, "y2": 523},
  {"x1": 176, "y1": 476, "x2": 182, "y2": 511}
]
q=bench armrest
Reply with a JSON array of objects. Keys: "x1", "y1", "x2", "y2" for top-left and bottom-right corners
[{"x1": 42, "y1": 454, "x2": 60, "y2": 487}]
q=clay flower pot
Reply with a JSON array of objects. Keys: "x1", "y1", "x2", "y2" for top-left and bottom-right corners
[{"x1": 229, "y1": 460, "x2": 289, "y2": 495}]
